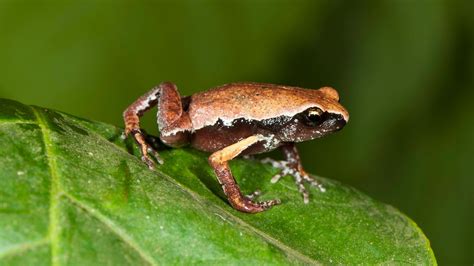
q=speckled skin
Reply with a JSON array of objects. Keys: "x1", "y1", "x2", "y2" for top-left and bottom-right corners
[{"x1": 123, "y1": 81, "x2": 349, "y2": 213}]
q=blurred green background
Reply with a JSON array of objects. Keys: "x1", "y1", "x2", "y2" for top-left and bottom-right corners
[{"x1": 0, "y1": 0, "x2": 472, "y2": 264}]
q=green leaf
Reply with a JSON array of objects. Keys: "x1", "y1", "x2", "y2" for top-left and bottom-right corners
[{"x1": 0, "y1": 98, "x2": 436, "y2": 265}]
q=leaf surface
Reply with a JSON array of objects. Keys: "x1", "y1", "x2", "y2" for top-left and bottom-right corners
[{"x1": 0, "y1": 99, "x2": 436, "y2": 265}]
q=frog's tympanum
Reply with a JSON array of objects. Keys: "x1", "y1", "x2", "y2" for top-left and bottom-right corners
[{"x1": 124, "y1": 82, "x2": 349, "y2": 213}]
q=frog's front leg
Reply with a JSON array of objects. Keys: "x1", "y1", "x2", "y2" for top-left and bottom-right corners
[
  {"x1": 123, "y1": 82, "x2": 191, "y2": 169},
  {"x1": 209, "y1": 135, "x2": 281, "y2": 213},
  {"x1": 262, "y1": 143, "x2": 325, "y2": 204}
]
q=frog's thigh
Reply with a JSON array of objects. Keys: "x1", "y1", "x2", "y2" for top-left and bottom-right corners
[
  {"x1": 157, "y1": 82, "x2": 185, "y2": 129},
  {"x1": 157, "y1": 82, "x2": 192, "y2": 147}
]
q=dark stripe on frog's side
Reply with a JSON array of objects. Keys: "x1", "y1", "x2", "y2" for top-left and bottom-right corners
[{"x1": 190, "y1": 112, "x2": 345, "y2": 154}]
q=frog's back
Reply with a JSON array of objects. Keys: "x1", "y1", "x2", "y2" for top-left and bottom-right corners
[{"x1": 188, "y1": 82, "x2": 339, "y2": 130}]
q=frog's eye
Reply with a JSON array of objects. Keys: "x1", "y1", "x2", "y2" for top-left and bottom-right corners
[{"x1": 303, "y1": 107, "x2": 324, "y2": 126}]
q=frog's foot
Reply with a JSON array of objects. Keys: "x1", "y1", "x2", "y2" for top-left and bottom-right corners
[
  {"x1": 231, "y1": 194, "x2": 281, "y2": 213},
  {"x1": 127, "y1": 129, "x2": 164, "y2": 169},
  {"x1": 261, "y1": 158, "x2": 325, "y2": 204}
]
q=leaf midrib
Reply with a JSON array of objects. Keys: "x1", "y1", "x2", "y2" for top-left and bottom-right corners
[
  {"x1": 31, "y1": 107, "x2": 157, "y2": 266},
  {"x1": 32, "y1": 107, "x2": 61, "y2": 266}
]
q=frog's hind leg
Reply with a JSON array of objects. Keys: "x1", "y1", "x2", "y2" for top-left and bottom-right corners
[
  {"x1": 157, "y1": 84, "x2": 192, "y2": 148},
  {"x1": 123, "y1": 82, "x2": 191, "y2": 169},
  {"x1": 209, "y1": 135, "x2": 281, "y2": 213}
]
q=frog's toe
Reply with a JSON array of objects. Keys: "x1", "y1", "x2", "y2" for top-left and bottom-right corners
[
  {"x1": 240, "y1": 190, "x2": 281, "y2": 212},
  {"x1": 291, "y1": 171, "x2": 309, "y2": 204},
  {"x1": 259, "y1": 198, "x2": 281, "y2": 209},
  {"x1": 141, "y1": 155, "x2": 156, "y2": 170},
  {"x1": 245, "y1": 189, "x2": 262, "y2": 200},
  {"x1": 147, "y1": 147, "x2": 164, "y2": 165},
  {"x1": 302, "y1": 174, "x2": 326, "y2": 192},
  {"x1": 261, "y1": 158, "x2": 288, "y2": 169},
  {"x1": 230, "y1": 196, "x2": 280, "y2": 213},
  {"x1": 270, "y1": 171, "x2": 284, "y2": 183},
  {"x1": 289, "y1": 172, "x2": 326, "y2": 204},
  {"x1": 261, "y1": 158, "x2": 291, "y2": 183},
  {"x1": 262, "y1": 158, "x2": 326, "y2": 201}
]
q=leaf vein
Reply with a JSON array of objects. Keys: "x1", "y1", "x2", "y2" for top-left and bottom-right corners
[
  {"x1": 62, "y1": 192, "x2": 157, "y2": 266},
  {"x1": 32, "y1": 107, "x2": 62, "y2": 266},
  {"x1": 0, "y1": 238, "x2": 49, "y2": 259},
  {"x1": 0, "y1": 120, "x2": 36, "y2": 125}
]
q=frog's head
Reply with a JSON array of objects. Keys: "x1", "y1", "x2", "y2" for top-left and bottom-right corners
[{"x1": 277, "y1": 86, "x2": 349, "y2": 142}]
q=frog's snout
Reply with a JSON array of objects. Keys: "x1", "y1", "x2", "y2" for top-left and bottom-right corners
[{"x1": 325, "y1": 113, "x2": 346, "y2": 131}]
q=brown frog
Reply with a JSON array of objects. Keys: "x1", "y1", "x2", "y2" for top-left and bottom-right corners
[{"x1": 123, "y1": 82, "x2": 349, "y2": 213}]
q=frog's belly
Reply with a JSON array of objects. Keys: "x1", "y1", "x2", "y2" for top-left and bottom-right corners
[{"x1": 190, "y1": 121, "x2": 281, "y2": 155}]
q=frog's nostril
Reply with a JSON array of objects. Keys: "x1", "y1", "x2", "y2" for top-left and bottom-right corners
[
  {"x1": 335, "y1": 117, "x2": 346, "y2": 130},
  {"x1": 325, "y1": 114, "x2": 346, "y2": 130}
]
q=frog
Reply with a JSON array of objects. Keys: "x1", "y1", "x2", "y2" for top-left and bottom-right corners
[{"x1": 123, "y1": 82, "x2": 349, "y2": 213}]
